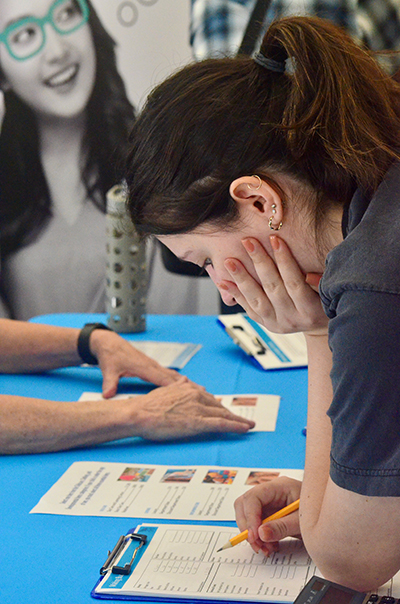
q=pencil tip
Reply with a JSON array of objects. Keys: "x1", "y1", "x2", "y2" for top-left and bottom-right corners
[{"x1": 216, "y1": 547, "x2": 222, "y2": 552}]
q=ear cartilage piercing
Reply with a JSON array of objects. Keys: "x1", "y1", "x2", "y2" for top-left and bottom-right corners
[
  {"x1": 247, "y1": 175, "x2": 262, "y2": 190},
  {"x1": 268, "y1": 217, "x2": 283, "y2": 231},
  {"x1": 271, "y1": 204, "x2": 276, "y2": 214}
]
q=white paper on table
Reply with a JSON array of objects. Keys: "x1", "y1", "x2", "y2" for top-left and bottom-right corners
[
  {"x1": 30, "y1": 462, "x2": 303, "y2": 520},
  {"x1": 78, "y1": 392, "x2": 280, "y2": 432},
  {"x1": 129, "y1": 341, "x2": 201, "y2": 369},
  {"x1": 216, "y1": 394, "x2": 280, "y2": 431}
]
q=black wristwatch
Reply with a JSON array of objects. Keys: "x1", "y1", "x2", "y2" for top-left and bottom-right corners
[{"x1": 77, "y1": 323, "x2": 112, "y2": 365}]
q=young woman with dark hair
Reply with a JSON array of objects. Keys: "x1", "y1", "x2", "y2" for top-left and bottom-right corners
[
  {"x1": 0, "y1": 0, "x2": 135, "y2": 319},
  {"x1": 125, "y1": 15, "x2": 400, "y2": 590}
]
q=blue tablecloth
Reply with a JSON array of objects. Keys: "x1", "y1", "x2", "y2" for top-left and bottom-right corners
[{"x1": 0, "y1": 313, "x2": 307, "y2": 604}]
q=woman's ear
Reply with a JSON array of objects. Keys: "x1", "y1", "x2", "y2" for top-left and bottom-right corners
[{"x1": 229, "y1": 175, "x2": 284, "y2": 225}]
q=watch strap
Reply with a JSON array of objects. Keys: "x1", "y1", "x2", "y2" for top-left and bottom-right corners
[{"x1": 77, "y1": 323, "x2": 112, "y2": 365}]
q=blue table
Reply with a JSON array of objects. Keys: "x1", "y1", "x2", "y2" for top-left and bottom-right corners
[{"x1": 0, "y1": 313, "x2": 307, "y2": 604}]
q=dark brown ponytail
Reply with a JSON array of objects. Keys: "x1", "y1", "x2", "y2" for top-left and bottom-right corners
[
  {"x1": 260, "y1": 16, "x2": 400, "y2": 193},
  {"x1": 126, "y1": 16, "x2": 400, "y2": 238}
]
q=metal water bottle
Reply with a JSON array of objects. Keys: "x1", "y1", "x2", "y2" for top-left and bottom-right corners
[{"x1": 105, "y1": 184, "x2": 146, "y2": 333}]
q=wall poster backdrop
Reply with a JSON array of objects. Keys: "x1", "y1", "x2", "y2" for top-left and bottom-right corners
[{"x1": 0, "y1": 0, "x2": 219, "y2": 320}]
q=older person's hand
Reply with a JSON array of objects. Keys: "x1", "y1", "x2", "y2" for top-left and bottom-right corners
[
  {"x1": 130, "y1": 377, "x2": 255, "y2": 440},
  {"x1": 90, "y1": 329, "x2": 182, "y2": 398}
]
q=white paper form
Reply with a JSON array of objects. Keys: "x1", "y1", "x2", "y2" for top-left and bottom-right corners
[
  {"x1": 30, "y1": 462, "x2": 303, "y2": 521},
  {"x1": 79, "y1": 393, "x2": 281, "y2": 432},
  {"x1": 94, "y1": 523, "x2": 316, "y2": 602},
  {"x1": 128, "y1": 341, "x2": 201, "y2": 369}
]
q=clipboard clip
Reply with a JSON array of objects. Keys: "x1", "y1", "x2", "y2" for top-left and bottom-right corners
[
  {"x1": 100, "y1": 532, "x2": 147, "y2": 576},
  {"x1": 229, "y1": 324, "x2": 267, "y2": 356}
]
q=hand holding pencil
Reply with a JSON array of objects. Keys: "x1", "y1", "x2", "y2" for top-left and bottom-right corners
[{"x1": 217, "y1": 499, "x2": 300, "y2": 552}]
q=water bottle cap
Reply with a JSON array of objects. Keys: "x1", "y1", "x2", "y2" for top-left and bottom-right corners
[{"x1": 106, "y1": 183, "x2": 128, "y2": 214}]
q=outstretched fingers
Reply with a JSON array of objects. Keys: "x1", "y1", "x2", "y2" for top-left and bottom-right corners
[
  {"x1": 177, "y1": 388, "x2": 255, "y2": 432},
  {"x1": 197, "y1": 403, "x2": 256, "y2": 433},
  {"x1": 136, "y1": 381, "x2": 255, "y2": 441}
]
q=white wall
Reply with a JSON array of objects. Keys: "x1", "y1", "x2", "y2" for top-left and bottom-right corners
[
  {"x1": 92, "y1": 0, "x2": 220, "y2": 315},
  {"x1": 92, "y1": 0, "x2": 192, "y2": 108}
]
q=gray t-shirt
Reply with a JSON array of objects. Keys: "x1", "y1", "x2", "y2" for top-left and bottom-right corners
[
  {"x1": 1, "y1": 201, "x2": 106, "y2": 320},
  {"x1": 320, "y1": 160, "x2": 400, "y2": 496}
]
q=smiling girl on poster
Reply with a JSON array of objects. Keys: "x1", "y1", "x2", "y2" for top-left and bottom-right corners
[{"x1": 0, "y1": 0, "x2": 134, "y2": 319}]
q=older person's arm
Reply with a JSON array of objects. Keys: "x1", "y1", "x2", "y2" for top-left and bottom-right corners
[
  {"x1": 0, "y1": 378, "x2": 254, "y2": 454},
  {"x1": 0, "y1": 319, "x2": 255, "y2": 454},
  {"x1": 0, "y1": 318, "x2": 180, "y2": 395}
]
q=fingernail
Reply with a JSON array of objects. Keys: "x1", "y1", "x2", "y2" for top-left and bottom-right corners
[
  {"x1": 305, "y1": 273, "x2": 322, "y2": 287},
  {"x1": 242, "y1": 238, "x2": 255, "y2": 254},
  {"x1": 270, "y1": 236, "x2": 280, "y2": 251},
  {"x1": 259, "y1": 525, "x2": 273, "y2": 541},
  {"x1": 225, "y1": 260, "x2": 237, "y2": 273}
]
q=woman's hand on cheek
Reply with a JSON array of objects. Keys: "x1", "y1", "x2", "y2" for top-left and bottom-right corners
[
  {"x1": 222, "y1": 236, "x2": 328, "y2": 335},
  {"x1": 305, "y1": 272, "x2": 322, "y2": 292}
]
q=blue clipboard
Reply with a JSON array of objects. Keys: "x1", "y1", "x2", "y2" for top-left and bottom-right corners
[
  {"x1": 217, "y1": 313, "x2": 307, "y2": 371},
  {"x1": 91, "y1": 526, "x2": 287, "y2": 603},
  {"x1": 91, "y1": 527, "x2": 208, "y2": 603}
]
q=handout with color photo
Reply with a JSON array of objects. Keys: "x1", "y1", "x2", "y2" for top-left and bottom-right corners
[
  {"x1": 79, "y1": 392, "x2": 280, "y2": 432},
  {"x1": 30, "y1": 462, "x2": 303, "y2": 521}
]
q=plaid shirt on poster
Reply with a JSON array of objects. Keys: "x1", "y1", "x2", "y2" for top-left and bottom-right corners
[{"x1": 190, "y1": 0, "x2": 400, "y2": 71}]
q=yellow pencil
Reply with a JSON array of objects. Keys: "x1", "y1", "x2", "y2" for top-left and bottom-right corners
[{"x1": 217, "y1": 498, "x2": 300, "y2": 552}]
